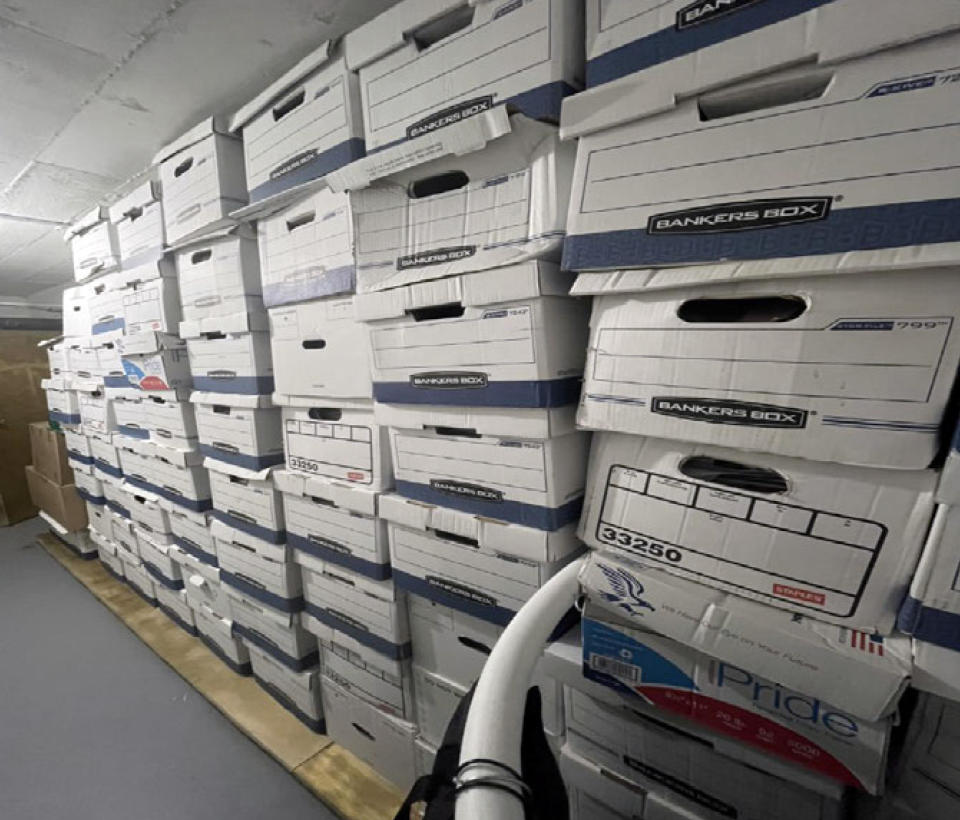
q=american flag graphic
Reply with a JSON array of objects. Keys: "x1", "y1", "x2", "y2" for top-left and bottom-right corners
[{"x1": 850, "y1": 630, "x2": 884, "y2": 656}]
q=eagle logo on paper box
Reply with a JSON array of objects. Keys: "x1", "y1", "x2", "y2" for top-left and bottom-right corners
[
  {"x1": 597, "y1": 563, "x2": 656, "y2": 616},
  {"x1": 430, "y1": 479, "x2": 503, "y2": 503},
  {"x1": 647, "y1": 197, "x2": 832, "y2": 235},
  {"x1": 411, "y1": 372, "x2": 488, "y2": 389},
  {"x1": 651, "y1": 398, "x2": 808, "y2": 429},
  {"x1": 675, "y1": 0, "x2": 766, "y2": 30}
]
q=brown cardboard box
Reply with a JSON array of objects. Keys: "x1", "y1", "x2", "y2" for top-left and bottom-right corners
[
  {"x1": 24, "y1": 465, "x2": 87, "y2": 532},
  {"x1": 28, "y1": 422, "x2": 72, "y2": 485}
]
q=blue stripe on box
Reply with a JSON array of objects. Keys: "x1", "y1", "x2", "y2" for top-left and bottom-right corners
[
  {"x1": 220, "y1": 571, "x2": 304, "y2": 613},
  {"x1": 289, "y1": 532, "x2": 391, "y2": 581},
  {"x1": 126, "y1": 579, "x2": 158, "y2": 608},
  {"x1": 106, "y1": 500, "x2": 130, "y2": 519},
  {"x1": 562, "y1": 197, "x2": 960, "y2": 272},
  {"x1": 51, "y1": 531, "x2": 98, "y2": 560},
  {"x1": 897, "y1": 596, "x2": 960, "y2": 651},
  {"x1": 76, "y1": 487, "x2": 106, "y2": 506},
  {"x1": 158, "y1": 602, "x2": 198, "y2": 636},
  {"x1": 118, "y1": 425, "x2": 150, "y2": 440},
  {"x1": 199, "y1": 444, "x2": 285, "y2": 472},
  {"x1": 262, "y1": 265, "x2": 356, "y2": 309},
  {"x1": 94, "y1": 460, "x2": 123, "y2": 479},
  {"x1": 192, "y1": 376, "x2": 275, "y2": 396},
  {"x1": 210, "y1": 509, "x2": 285, "y2": 545},
  {"x1": 103, "y1": 563, "x2": 124, "y2": 582},
  {"x1": 124, "y1": 475, "x2": 212, "y2": 513},
  {"x1": 92, "y1": 317, "x2": 125, "y2": 335},
  {"x1": 69, "y1": 452, "x2": 94, "y2": 466},
  {"x1": 395, "y1": 479, "x2": 583, "y2": 532},
  {"x1": 172, "y1": 536, "x2": 218, "y2": 566},
  {"x1": 199, "y1": 633, "x2": 252, "y2": 676},
  {"x1": 254, "y1": 677, "x2": 325, "y2": 733},
  {"x1": 104, "y1": 375, "x2": 132, "y2": 388},
  {"x1": 304, "y1": 602, "x2": 411, "y2": 660},
  {"x1": 143, "y1": 561, "x2": 184, "y2": 591},
  {"x1": 231, "y1": 623, "x2": 319, "y2": 672},
  {"x1": 373, "y1": 377, "x2": 581, "y2": 409},
  {"x1": 49, "y1": 411, "x2": 81, "y2": 425},
  {"x1": 248, "y1": 138, "x2": 367, "y2": 203},
  {"x1": 585, "y1": 0, "x2": 836, "y2": 89},
  {"x1": 392, "y1": 568, "x2": 514, "y2": 628}
]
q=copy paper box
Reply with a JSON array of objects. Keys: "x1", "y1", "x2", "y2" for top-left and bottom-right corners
[
  {"x1": 248, "y1": 644, "x2": 324, "y2": 732},
  {"x1": 66, "y1": 206, "x2": 118, "y2": 280},
  {"x1": 413, "y1": 666, "x2": 467, "y2": 746},
  {"x1": 87, "y1": 502, "x2": 112, "y2": 538},
  {"x1": 298, "y1": 552, "x2": 410, "y2": 661},
  {"x1": 25, "y1": 466, "x2": 87, "y2": 531},
  {"x1": 126, "y1": 486, "x2": 172, "y2": 536},
  {"x1": 582, "y1": 611, "x2": 891, "y2": 793},
  {"x1": 232, "y1": 41, "x2": 363, "y2": 204},
  {"x1": 352, "y1": 115, "x2": 575, "y2": 293},
  {"x1": 112, "y1": 397, "x2": 147, "y2": 440},
  {"x1": 29, "y1": 422, "x2": 72, "y2": 485},
  {"x1": 344, "y1": 0, "x2": 582, "y2": 152},
  {"x1": 63, "y1": 284, "x2": 94, "y2": 337},
  {"x1": 141, "y1": 394, "x2": 197, "y2": 450},
  {"x1": 169, "y1": 507, "x2": 216, "y2": 565},
  {"x1": 213, "y1": 519, "x2": 301, "y2": 612},
  {"x1": 281, "y1": 401, "x2": 392, "y2": 491},
  {"x1": 898, "y1": 505, "x2": 960, "y2": 651},
  {"x1": 195, "y1": 604, "x2": 251, "y2": 674},
  {"x1": 225, "y1": 587, "x2": 318, "y2": 671},
  {"x1": 258, "y1": 187, "x2": 355, "y2": 308},
  {"x1": 156, "y1": 585, "x2": 196, "y2": 634},
  {"x1": 72, "y1": 471, "x2": 104, "y2": 506},
  {"x1": 154, "y1": 117, "x2": 247, "y2": 246},
  {"x1": 563, "y1": 33, "x2": 960, "y2": 276},
  {"x1": 108, "y1": 179, "x2": 165, "y2": 263},
  {"x1": 575, "y1": 268, "x2": 960, "y2": 468},
  {"x1": 382, "y1": 492, "x2": 583, "y2": 625},
  {"x1": 89, "y1": 434, "x2": 123, "y2": 481},
  {"x1": 175, "y1": 228, "x2": 263, "y2": 322},
  {"x1": 357, "y1": 260, "x2": 587, "y2": 408},
  {"x1": 122, "y1": 275, "x2": 181, "y2": 336},
  {"x1": 45, "y1": 384, "x2": 80, "y2": 426},
  {"x1": 269, "y1": 296, "x2": 372, "y2": 400},
  {"x1": 581, "y1": 551, "x2": 911, "y2": 722},
  {"x1": 191, "y1": 394, "x2": 282, "y2": 470},
  {"x1": 564, "y1": 695, "x2": 845, "y2": 820},
  {"x1": 277, "y1": 469, "x2": 387, "y2": 579},
  {"x1": 182, "y1": 313, "x2": 273, "y2": 396},
  {"x1": 382, "y1": 403, "x2": 588, "y2": 530},
  {"x1": 117, "y1": 439, "x2": 211, "y2": 512},
  {"x1": 321, "y1": 641, "x2": 414, "y2": 720},
  {"x1": 136, "y1": 527, "x2": 183, "y2": 589},
  {"x1": 569, "y1": 0, "x2": 960, "y2": 135},
  {"x1": 321, "y1": 674, "x2": 417, "y2": 789},
  {"x1": 119, "y1": 332, "x2": 192, "y2": 392},
  {"x1": 580, "y1": 433, "x2": 936, "y2": 632},
  {"x1": 207, "y1": 459, "x2": 284, "y2": 543}
]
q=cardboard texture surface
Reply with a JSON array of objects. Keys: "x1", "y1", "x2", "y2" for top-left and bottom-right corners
[
  {"x1": 29, "y1": 422, "x2": 72, "y2": 485},
  {"x1": 25, "y1": 466, "x2": 87, "y2": 531}
]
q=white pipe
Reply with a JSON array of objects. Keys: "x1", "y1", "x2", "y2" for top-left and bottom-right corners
[{"x1": 456, "y1": 556, "x2": 586, "y2": 820}]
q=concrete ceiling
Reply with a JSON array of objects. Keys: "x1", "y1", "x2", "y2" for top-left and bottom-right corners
[{"x1": 0, "y1": 0, "x2": 396, "y2": 302}]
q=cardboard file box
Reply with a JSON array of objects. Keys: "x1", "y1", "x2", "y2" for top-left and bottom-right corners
[
  {"x1": 63, "y1": 284, "x2": 93, "y2": 337},
  {"x1": 25, "y1": 466, "x2": 86, "y2": 531},
  {"x1": 415, "y1": 738, "x2": 437, "y2": 780},
  {"x1": 564, "y1": 696, "x2": 845, "y2": 820},
  {"x1": 44, "y1": 382, "x2": 80, "y2": 426},
  {"x1": 563, "y1": 32, "x2": 960, "y2": 276},
  {"x1": 570, "y1": 1, "x2": 960, "y2": 132},
  {"x1": 136, "y1": 528, "x2": 183, "y2": 590},
  {"x1": 344, "y1": 0, "x2": 582, "y2": 152},
  {"x1": 576, "y1": 268, "x2": 960, "y2": 468},
  {"x1": 78, "y1": 389, "x2": 116, "y2": 437},
  {"x1": 91, "y1": 337, "x2": 125, "y2": 387},
  {"x1": 108, "y1": 179, "x2": 165, "y2": 263},
  {"x1": 580, "y1": 433, "x2": 936, "y2": 632},
  {"x1": 110, "y1": 512, "x2": 139, "y2": 559},
  {"x1": 65, "y1": 342, "x2": 98, "y2": 381},
  {"x1": 66, "y1": 206, "x2": 118, "y2": 281},
  {"x1": 277, "y1": 469, "x2": 387, "y2": 579},
  {"x1": 413, "y1": 665, "x2": 467, "y2": 746},
  {"x1": 382, "y1": 492, "x2": 583, "y2": 626},
  {"x1": 321, "y1": 674, "x2": 418, "y2": 789},
  {"x1": 90, "y1": 434, "x2": 123, "y2": 481},
  {"x1": 248, "y1": 644, "x2": 324, "y2": 732},
  {"x1": 126, "y1": 485, "x2": 172, "y2": 536},
  {"x1": 117, "y1": 439, "x2": 211, "y2": 513},
  {"x1": 118, "y1": 332, "x2": 191, "y2": 392},
  {"x1": 73, "y1": 471, "x2": 104, "y2": 506},
  {"x1": 182, "y1": 313, "x2": 273, "y2": 396},
  {"x1": 154, "y1": 117, "x2": 247, "y2": 246},
  {"x1": 140, "y1": 393, "x2": 196, "y2": 450},
  {"x1": 320, "y1": 641, "x2": 414, "y2": 720},
  {"x1": 213, "y1": 519, "x2": 300, "y2": 612},
  {"x1": 581, "y1": 611, "x2": 891, "y2": 793},
  {"x1": 102, "y1": 479, "x2": 131, "y2": 519},
  {"x1": 207, "y1": 460, "x2": 285, "y2": 543},
  {"x1": 192, "y1": 394, "x2": 282, "y2": 470},
  {"x1": 86, "y1": 502, "x2": 112, "y2": 538},
  {"x1": 225, "y1": 587, "x2": 317, "y2": 671},
  {"x1": 180, "y1": 558, "x2": 229, "y2": 619},
  {"x1": 89, "y1": 273, "x2": 126, "y2": 337},
  {"x1": 357, "y1": 260, "x2": 587, "y2": 408},
  {"x1": 29, "y1": 422, "x2": 73, "y2": 485},
  {"x1": 94, "y1": 532, "x2": 126, "y2": 578},
  {"x1": 231, "y1": 41, "x2": 364, "y2": 204},
  {"x1": 194, "y1": 604, "x2": 251, "y2": 674},
  {"x1": 269, "y1": 296, "x2": 372, "y2": 400},
  {"x1": 560, "y1": 744, "x2": 649, "y2": 820},
  {"x1": 352, "y1": 115, "x2": 575, "y2": 293},
  {"x1": 112, "y1": 397, "x2": 147, "y2": 440},
  {"x1": 281, "y1": 401, "x2": 392, "y2": 491},
  {"x1": 156, "y1": 585, "x2": 196, "y2": 635},
  {"x1": 121, "y1": 553, "x2": 157, "y2": 605},
  {"x1": 44, "y1": 338, "x2": 68, "y2": 377},
  {"x1": 581, "y1": 551, "x2": 911, "y2": 722},
  {"x1": 175, "y1": 229, "x2": 263, "y2": 322},
  {"x1": 382, "y1": 403, "x2": 589, "y2": 530},
  {"x1": 258, "y1": 187, "x2": 355, "y2": 308},
  {"x1": 169, "y1": 507, "x2": 216, "y2": 566},
  {"x1": 63, "y1": 427, "x2": 92, "y2": 471},
  {"x1": 122, "y1": 274, "x2": 181, "y2": 336},
  {"x1": 911, "y1": 643, "x2": 960, "y2": 709}
]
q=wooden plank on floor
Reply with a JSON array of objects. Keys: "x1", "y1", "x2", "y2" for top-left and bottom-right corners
[{"x1": 36, "y1": 533, "x2": 405, "y2": 820}]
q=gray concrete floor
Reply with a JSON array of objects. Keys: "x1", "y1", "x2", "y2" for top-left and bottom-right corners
[{"x1": 0, "y1": 517, "x2": 337, "y2": 820}]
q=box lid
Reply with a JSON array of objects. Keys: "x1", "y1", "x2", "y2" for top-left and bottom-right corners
[
  {"x1": 179, "y1": 310, "x2": 269, "y2": 339},
  {"x1": 273, "y1": 469, "x2": 378, "y2": 517},
  {"x1": 153, "y1": 116, "x2": 233, "y2": 165},
  {"x1": 118, "y1": 330, "x2": 185, "y2": 355},
  {"x1": 108, "y1": 178, "x2": 161, "y2": 224},
  {"x1": 190, "y1": 391, "x2": 273, "y2": 409},
  {"x1": 65, "y1": 205, "x2": 108, "y2": 239},
  {"x1": 203, "y1": 457, "x2": 274, "y2": 483},
  {"x1": 375, "y1": 403, "x2": 577, "y2": 439}
]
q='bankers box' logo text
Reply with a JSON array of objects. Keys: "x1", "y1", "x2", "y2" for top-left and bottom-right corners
[
  {"x1": 676, "y1": 0, "x2": 765, "y2": 29},
  {"x1": 651, "y1": 398, "x2": 808, "y2": 428},
  {"x1": 430, "y1": 479, "x2": 503, "y2": 503},
  {"x1": 406, "y1": 97, "x2": 494, "y2": 139},
  {"x1": 648, "y1": 197, "x2": 832, "y2": 235},
  {"x1": 397, "y1": 246, "x2": 476, "y2": 270},
  {"x1": 411, "y1": 372, "x2": 488, "y2": 389}
]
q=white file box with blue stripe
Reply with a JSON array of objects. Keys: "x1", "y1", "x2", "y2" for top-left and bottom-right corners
[
  {"x1": 102, "y1": 478, "x2": 131, "y2": 519},
  {"x1": 89, "y1": 434, "x2": 123, "y2": 481},
  {"x1": 194, "y1": 603, "x2": 251, "y2": 674},
  {"x1": 66, "y1": 205, "x2": 118, "y2": 282},
  {"x1": 86, "y1": 502, "x2": 111, "y2": 538},
  {"x1": 63, "y1": 283, "x2": 94, "y2": 338},
  {"x1": 111, "y1": 397, "x2": 146, "y2": 440},
  {"x1": 181, "y1": 311, "x2": 273, "y2": 396},
  {"x1": 249, "y1": 644, "x2": 324, "y2": 732},
  {"x1": 380, "y1": 403, "x2": 589, "y2": 531},
  {"x1": 168, "y1": 507, "x2": 215, "y2": 565},
  {"x1": 357, "y1": 260, "x2": 587, "y2": 409},
  {"x1": 563, "y1": 32, "x2": 960, "y2": 279},
  {"x1": 78, "y1": 387, "x2": 116, "y2": 438},
  {"x1": 140, "y1": 393, "x2": 196, "y2": 450},
  {"x1": 320, "y1": 640, "x2": 414, "y2": 721},
  {"x1": 65, "y1": 341, "x2": 98, "y2": 382},
  {"x1": 179, "y1": 557, "x2": 228, "y2": 617},
  {"x1": 207, "y1": 459, "x2": 284, "y2": 543},
  {"x1": 93, "y1": 531, "x2": 125, "y2": 578},
  {"x1": 230, "y1": 40, "x2": 364, "y2": 207},
  {"x1": 126, "y1": 485, "x2": 172, "y2": 537},
  {"x1": 175, "y1": 227, "x2": 263, "y2": 323},
  {"x1": 298, "y1": 554, "x2": 410, "y2": 661},
  {"x1": 350, "y1": 114, "x2": 575, "y2": 294},
  {"x1": 117, "y1": 438, "x2": 211, "y2": 513},
  {"x1": 73, "y1": 470, "x2": 104, "y2": 507},
  {"x1": 108, "y1": 179, "x2": 165, "y2": 264},
  {"x1": 213, "y1": 519, "x2": 300, "y2": 612},
  {"x1": 192, "y1": 394, "x2": 282, "y2": 470},
  {"x1": 121, "y1": 273, "x2": 181, "y2": 336},
  {"x1": 574, "y1": 268, "x2": 960, "y2": 469},
  {"x1": 43, "y1": 379, "x2": 80, "y2": 426},
  {"x1": 257, "y1": 186, "x2": 355, "y2": 309},
  {"x1": 136, "y1": 527, "x2": 183, "y2": 591},
  {"x1": 344, "y1": 0, "x2": 582, "y2": 153},
  {"x1": 64, "y1": 427, "x2": 93, "y2": 473},
  {"x1": 269, "y1": 296, "x2": 372, "y2": 400},
  {"x1": 89, "y1": 273, "x2": 127, "y2": 338},
  {"x1": 567, "y1": 0, "x2": 960, "y2": 138},
  {"x1": 156, "y1": 586, "x2": 196, "y2": 635},
  {"x1": 225, "y1": 586, "x2": 318, "y2": 671},
  {"x1": 579, "y1": 432, "x2": 937, "y2": 633},
  {"x1": 118, "y1": 331, "x2": 192, "y2": 393},
  {"x1": 276, "y1": 468, "x2": 388, "y2": 580}
]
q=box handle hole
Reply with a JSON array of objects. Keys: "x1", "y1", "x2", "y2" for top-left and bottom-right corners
[{"x1": 679, "y1": 456, "x2": 787, "y2": 494}]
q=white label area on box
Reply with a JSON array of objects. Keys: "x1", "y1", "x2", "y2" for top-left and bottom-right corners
[{"x1": 285, "y1": 415, "x2": 375, "y2": 485}]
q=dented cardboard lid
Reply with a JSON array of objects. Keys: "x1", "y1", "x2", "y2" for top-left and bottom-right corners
[
  {"x1": 273, "y1": 469, "x2": 377, "y2": 516},
  {"x1": 190, "y1": 391, "x2": 273, "y2": 409},
  {"x1": 202, "y1": 457, "x2": 274, "y2": 483},
  {"x1": 153, "y1": 115, "x2": 233, "y2": 166}
]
